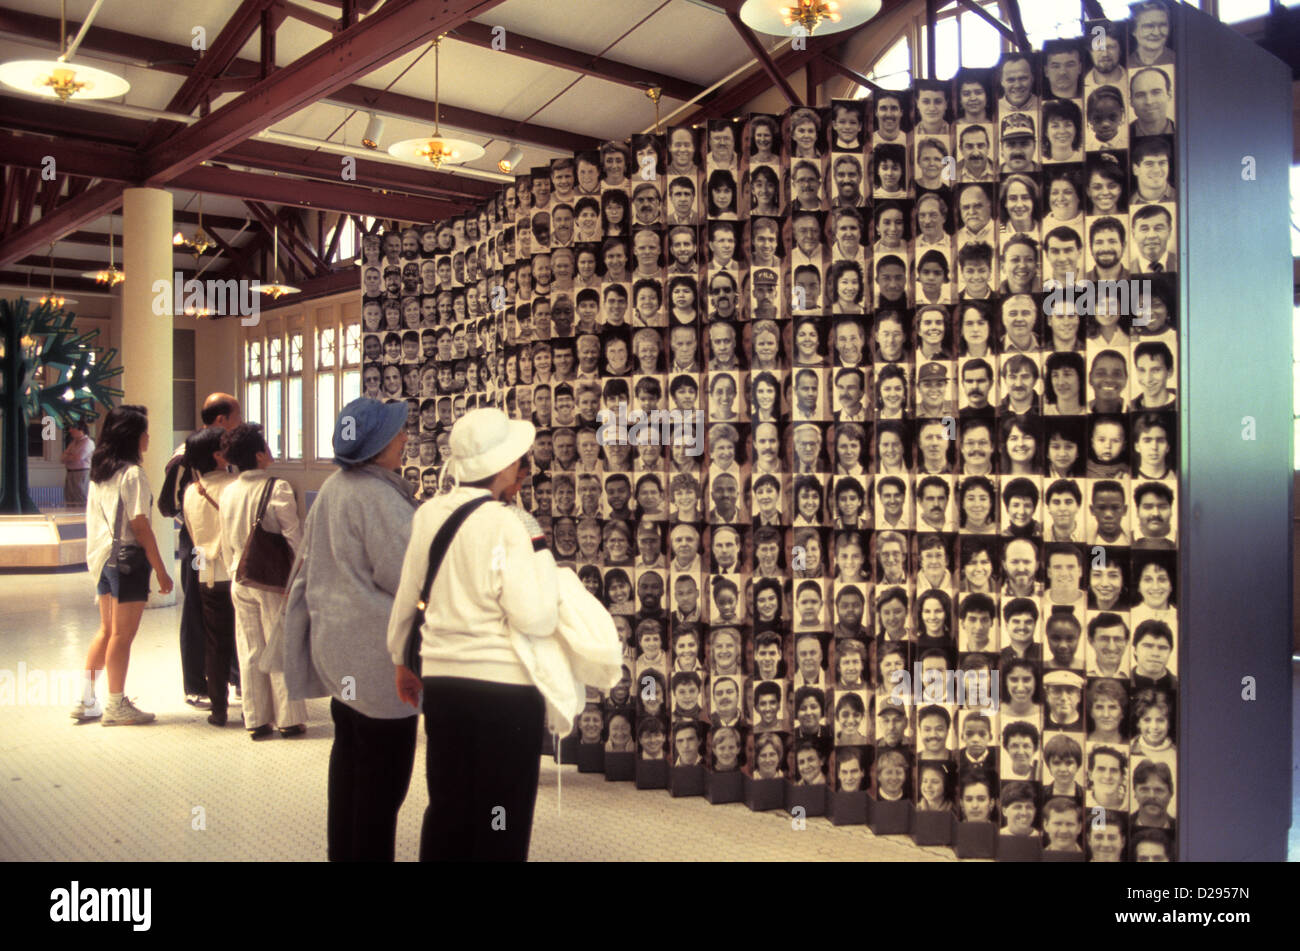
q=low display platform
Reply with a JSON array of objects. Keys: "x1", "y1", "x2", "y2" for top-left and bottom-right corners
[{"x1": 0, "y1": 509, "x2": 87, "y2": 569}]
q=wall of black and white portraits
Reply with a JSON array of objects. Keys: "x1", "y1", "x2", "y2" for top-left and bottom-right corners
[{"x1": 359, "y1": 1, "x2": 1181, "y2": 862}]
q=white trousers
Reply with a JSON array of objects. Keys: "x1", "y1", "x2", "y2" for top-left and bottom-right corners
[{"x1": 231, "y1": 582, "x2": 307, "y2": 730}]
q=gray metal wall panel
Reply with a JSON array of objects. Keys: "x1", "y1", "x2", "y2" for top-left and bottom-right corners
[{"x1": 1177, "y1": 4, "x2": 1293, "y2": 861}]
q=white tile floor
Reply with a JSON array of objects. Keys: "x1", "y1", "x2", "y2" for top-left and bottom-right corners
[{"x1": 0, "y1": 567, "x2": 965, "y2": 862}]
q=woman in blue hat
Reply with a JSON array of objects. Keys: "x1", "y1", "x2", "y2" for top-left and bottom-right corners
[{"x1": 281, "y1": 396, "x2": 418, "y2": 861}]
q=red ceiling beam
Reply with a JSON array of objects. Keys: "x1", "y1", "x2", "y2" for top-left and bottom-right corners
[
  {"x1": 54, "y1": 229, "x2": 225, "y2": 257},
  {"x1": 0, "y1": 117, "x2": 491, "y2": 205},
  {"x1": 0, "y1": 127, "x2": 142, "y2": 182},
  {"x1": 274, "y1": 0, "x2": 341, "y2": 35},
  {"x1": 139, "y1": 0, "x2": 276, "y2": 152},
  {"x1": 724, "y1": 11, "x2": 801, "y2": 108},
  {"x1": 0, "y1": 93, "x2": 149, "y2": 146},
  {"x1": 447, "y1": 21, "x2": 702, "y2": 102},
  {"x1": 16, "y1": 254, "x2": 199, "y2": 278},
  {"x1": 14, "y1": 170, "x2": 41, "y2": 235},
  {"x1": 263, "y1": 202, "x2": 331, "y2": 274},
  {"x1": 817, "y1": 54, "x2": 888, "y2": 97},
  {"x1": 140, "y1": 0, "x2": 508, "y2": 185},
  {"x1": 219, "y1": 139, "x2": 494, "y2": 202},
  {"x1": 282, "y1": 207, "x2": 331, "y2": 273},
  {"x1": 245, "y1": 200, "x2": 316, "y2": 277},
  {"x1": 208, "y1": 227, "x2": 266, "y2": 282},
  {"x1": 0, "y1": 270, "x2": 124, "y2": 295},
  {"x1": 325, "y1": 84, "x2": 596, "y2": 154},
  {"x1": 322, "y1": 214, "x2": 345, "y2": 262},
  {"x1": 38, "y1": 173, "x2": 64, "y2": 217},
  {"x1": 0, "y1": 7, "x2": 576, "y2": 154},
  {"x1": 0, "y1": 170, "x2": 19, "y2": 238},
  {"x1": 0, "y1": 9, "x2": 198, "y2": 77},
  {"x1": 172, "y1": 164, "x2": 461, "y2": 221},
  {"x1": 686, "y1": 23, "x2": 878, "y2": 124},
  {"x1": 260, "y1": 7, "x2": 279, "y2": 81},
  {"x1": 0, "y1": 180, "x2": 124, "y2": 266},
  {"x1": 256, "y1": 266, "x2": 359, "y2": 311}
]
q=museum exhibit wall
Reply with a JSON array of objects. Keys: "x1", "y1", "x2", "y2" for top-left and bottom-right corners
[{"x1": 357, "y1": 7, "x2": 1191, "y2": 861}]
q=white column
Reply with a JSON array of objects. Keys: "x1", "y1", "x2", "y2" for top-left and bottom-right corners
[{"x1": 121, "y1": 187, "x2": 176, "y2": 607}]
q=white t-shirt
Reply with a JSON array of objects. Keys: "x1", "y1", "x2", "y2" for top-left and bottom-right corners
[{"x1": 86, "y1": 465, "x2": 153, "y2": 588}]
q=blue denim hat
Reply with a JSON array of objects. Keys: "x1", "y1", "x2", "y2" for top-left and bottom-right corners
[{"x1": 333, "y1": 397, "x2": 409, "y2": 468}]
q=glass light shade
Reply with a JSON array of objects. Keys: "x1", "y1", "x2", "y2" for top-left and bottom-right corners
[
  {"x1": 738, "y1": 0, "x2": 881, "y2": 37},
  {"x1": 0, "y1": 59, "x2": 129, "y2": 101},
  {"x1": 258, "y1": 283, "x2": 301, "y2": 300},
  {"x1": 388, "y1": 135, "x2": 485, "y2": 168}
]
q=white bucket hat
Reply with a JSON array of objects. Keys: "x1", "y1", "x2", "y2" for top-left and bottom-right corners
[{"x1": 448, "y1": 407, "x2": 535, "y2": 483}]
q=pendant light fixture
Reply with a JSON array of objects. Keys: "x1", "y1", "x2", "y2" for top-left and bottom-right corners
[
  {"x1": 738, "y1": 0, "x2": 881, "y2": 38},
  {"x1": 258, "y1": 223, "x2": 300, "y2": 300},
  {"x1": 0, "y1": 0, "x2": 130, "y2": 102},
  {"x1": 645, "y1": 85, "x2": 663, "y2": 134},
  {"x1": 81, "y1": 213, "x2": 124, "y2": 286},
  {"x1": 39, "y1": 243, "x2": 78, "y2": 308},
  {"x1": 388, "y1": 37, "x2": 485, "y2": 168},
  {"x1": 173, "y1": 194, "x2": 215, "y2": 257}
]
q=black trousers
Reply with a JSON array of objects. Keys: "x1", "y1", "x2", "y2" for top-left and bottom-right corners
[
  {"x1": 177, "y1": 528, "x2": 209, "y2": 697},
  {"x1": 328, "y1": 698, "x2": 417, "y2": 862},
  {"x1": 196, "y1": 582, "x2": 237, "y2": 716},
  {"x1": 420, "y1": 677, "x2": 545, "y2": 862}
]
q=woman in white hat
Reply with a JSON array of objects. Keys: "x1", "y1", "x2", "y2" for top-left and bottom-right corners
[{"x1": 386, "y1": 407, "x2": 557, "y2": 861}]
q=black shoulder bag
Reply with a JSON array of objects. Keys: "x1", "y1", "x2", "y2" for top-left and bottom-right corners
[
  {"x1": 108, "y1": 475, "x2": 149, "y2": 576},
  {"x1": 403, "y1": 495, "x2": 494, "y2": 676}
]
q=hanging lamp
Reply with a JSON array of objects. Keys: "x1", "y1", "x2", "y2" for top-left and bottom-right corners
[
  {"x1": 738, "y1": 0, "x2": 881, "y2": 38},
  {"x1": 388, "y1": 37, "x2": 485, "y2": 168},
  {"x1": 81, "y1": 213, "x2": 124, "y2": 286},
  {"x1": 0, "y1": 0, "x2": 130, "y2": 102},
  {"x1": 258, "y1": 223, "x2": 301, "y2": 300},
  {"x1": 39, "y1": 243, "x2": 78, "y2": 308}
]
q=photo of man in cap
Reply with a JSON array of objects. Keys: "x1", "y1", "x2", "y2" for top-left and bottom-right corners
[
  {"x1": 1043, "y1": 670, "x2": 1085, "y2": 730},
  {"x1": 750, "y1": 267, "x2": 780, "y2": 320},
  {"x1": 999, "y1": 114, "x2": 1040, "y2": 175},
  {"x1": 916, "y1": 362, "x2": 956, "y2": 417}
]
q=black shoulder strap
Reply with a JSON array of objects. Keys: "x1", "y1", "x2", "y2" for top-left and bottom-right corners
[
  {"x1": 254, "y1": 476, "x2": 276, "y2": 525},
  {"x1": 403, "y1": 494, "x2": 495, "y2": 674}
]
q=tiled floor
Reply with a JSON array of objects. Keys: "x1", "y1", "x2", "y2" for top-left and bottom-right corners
[
  {"x1": 0, "y1": 568, "x2": 962, "y2": 862},
  {"x1": 4, "y1": 568, "x2": 1297, "y2": 861}
]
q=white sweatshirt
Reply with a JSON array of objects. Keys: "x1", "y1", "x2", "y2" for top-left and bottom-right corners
[{"x1": 386, "y1": 486, "x2": 558, "y2": 686}]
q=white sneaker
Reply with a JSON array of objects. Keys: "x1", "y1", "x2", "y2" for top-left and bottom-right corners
[
  {"x1": 101, "y1": 696, "x2": 156, "y2": 726},
  {"x1": 70, "y1": 698, "x2": 103, "y2": 720}
]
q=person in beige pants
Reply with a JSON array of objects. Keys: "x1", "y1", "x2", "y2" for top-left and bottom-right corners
[{"x1": 217, "y1": 423, "x2": 308, "y2": 739}]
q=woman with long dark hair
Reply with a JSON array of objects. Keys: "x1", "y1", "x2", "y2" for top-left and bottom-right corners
[{"x1": 73, "y1": 404, "x2": 174, "y2": 725}]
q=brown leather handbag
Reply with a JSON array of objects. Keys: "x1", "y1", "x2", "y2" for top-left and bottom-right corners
[{"x1": 235, "y1": 477, "x2": 294, "y2": 593}]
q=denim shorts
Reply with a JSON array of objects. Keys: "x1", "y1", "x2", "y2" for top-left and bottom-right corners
[{"x1": 97, "y1": 563, "x2": 152, "y2": 603}]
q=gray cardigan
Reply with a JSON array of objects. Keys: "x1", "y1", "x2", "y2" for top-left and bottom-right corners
[{"x1": 283, "y1": 463, "x2": 418, "y2": 719}]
